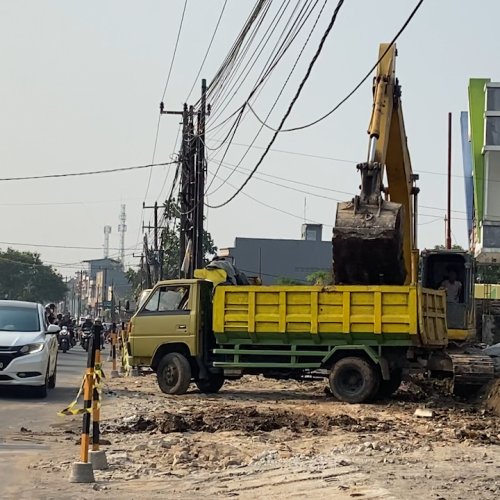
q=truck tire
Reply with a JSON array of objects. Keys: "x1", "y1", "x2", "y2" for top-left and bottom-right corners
[
  {"x1": 376, "y1": 369, "x2": 402, "y2": 399},
  {"x1": 329, "y1": 357, "x2": 379, "y2": 404},
  {"x1": 195, "y1": 373, "x2": 225, "y2": 394},
  {"x1": 157, "y1": 353, "x2": 192, "y2": 395}
]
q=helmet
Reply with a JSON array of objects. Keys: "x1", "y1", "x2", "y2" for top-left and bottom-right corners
[{"x1": 86, "y1": 315, "x2": 91, "y2": 320}]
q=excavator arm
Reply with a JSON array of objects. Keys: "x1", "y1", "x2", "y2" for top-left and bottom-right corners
[{"x1": 333, "y1": 43, "x2": 419, "y2": 285}]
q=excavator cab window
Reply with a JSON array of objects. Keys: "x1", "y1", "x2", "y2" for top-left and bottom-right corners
[{"x1": 421, "y1": 252, "x2": 473, "y2": 329}]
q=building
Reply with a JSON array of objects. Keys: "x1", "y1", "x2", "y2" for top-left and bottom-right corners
[
  {"x1": 462, "y1": 79, "x2": 500, "y2": 262},
  {"x1": 65, "y1": 258, "x2": 131, "y2": 319},
  {"x1": 219, "y1": 224, "x2": 332, "y2": 284}
]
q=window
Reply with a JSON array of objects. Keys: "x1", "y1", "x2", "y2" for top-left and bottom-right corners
[
  {"x1": 486, "y1": 86, "x2": 500, "y2": 112},
  {"x1": 142, "y1": 286, "x2": 190, "y2": 313},
  {"x1": 485, "y1": 116, "x2": 500, "y2": 146},
  {"x1": 0, "y1": 306, "x2": 40, "y2": 332}
]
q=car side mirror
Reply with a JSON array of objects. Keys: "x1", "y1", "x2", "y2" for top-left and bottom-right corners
[{"x1": 47, "y1": 324, "x2": 61, "y2": 334}]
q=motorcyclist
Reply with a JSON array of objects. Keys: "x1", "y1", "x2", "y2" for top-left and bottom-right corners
[
  {"x1": 82, "y1": 315, "x2": 93, "y2": 331},
  {"x1": 93, "y1": 318, "x2": 105, "y2": 350},
  {"x1": 60, "y1": 313, "x2": 74, "y2": 343},
  {"x1": 45, "y1": 304, "x2": 56, "y2": 325}
]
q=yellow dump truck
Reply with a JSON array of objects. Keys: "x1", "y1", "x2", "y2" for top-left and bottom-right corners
[{"x1": 126, "y1": 278, "x2": 493, "y2": 403}]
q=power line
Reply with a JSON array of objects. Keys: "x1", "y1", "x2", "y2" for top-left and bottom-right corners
[
  {"x1": 207, "y1": 0, "x2": 346, "y2": 209},
  {"x1": 0, "y1": 161, "x2": 176, "y2": 182},
  {"x1": 213, "y1": 159, "x2": 469, "y2": 220},
  {"x1": 185, "y1": 0, "x2": 228, "y2": 102},
  {"x1": 0, "y1": 240, "x2": 126, "y2": 251},
  {"x1": 247, "y1": 0, "x2": 425, "y2": 133},
  {"x1": 161, "y1": 0, "x2": 189, "y2": 103},
  {"x1": 140, "y1": 0, "x2": 189, "y2": 244},
  {"x1": 207, "y1": 0, "x2": 329, "y2": 196}
]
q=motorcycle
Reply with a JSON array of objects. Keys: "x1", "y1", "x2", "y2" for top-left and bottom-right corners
[
  {"x1": 59, "y1": 326, "x2": 70, "y2": 353},
  {"x1": 81, "y1": 328, "x2": 92, "y2": 352}
]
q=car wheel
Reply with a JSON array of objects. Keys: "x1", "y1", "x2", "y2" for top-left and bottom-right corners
[
  {"x1": 32, "y1": 365, "x2": 49, "y2": 398},
  {"x1": 48, "y1": 359, "x2": 57, "y2": 389},
  {"x1": 157, "y1": 353, "x2": 191, "y2": 395}
]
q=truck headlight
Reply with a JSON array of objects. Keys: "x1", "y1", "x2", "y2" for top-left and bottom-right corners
[{"x1": 19, "y1": 343, "x2": 45, "y2": 354}]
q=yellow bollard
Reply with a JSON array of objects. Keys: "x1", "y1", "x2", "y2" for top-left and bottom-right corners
[
  {"x1": 69, "y1": 335, "x2": 96, "y2": 483},
  {"x1": 88, "y1": 321, "x2": 108, "y2": 470}
]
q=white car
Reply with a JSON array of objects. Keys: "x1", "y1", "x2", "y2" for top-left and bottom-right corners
[{"x1": 0, "y1": 300, "x2": 59, "y2": 397}]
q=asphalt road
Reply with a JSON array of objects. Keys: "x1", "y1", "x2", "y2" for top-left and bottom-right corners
[{"x1": 0, "y1": 346, "x2": 89, "y2": 493}]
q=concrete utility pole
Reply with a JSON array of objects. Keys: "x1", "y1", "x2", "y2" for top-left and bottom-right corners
[
  {"x1": 446, "y1": 112, "x2": 452, "y2": 250},
  {"x1": 194, "y1": 79, "x2": 207, "y2": 271},
  {"x1": 118, "y1": 205, "x2": 127, "y2": 269},
  {"x1": 159, "y1": 79, "x2": 207, "y2": 279},
  {"x1": 143, "y1": 202, "x2": 161, "y2": 283}
]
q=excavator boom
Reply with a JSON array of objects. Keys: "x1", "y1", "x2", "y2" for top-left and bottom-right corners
[{"x1": 333, "y1": 43, "x2": 418, "y2": 285}]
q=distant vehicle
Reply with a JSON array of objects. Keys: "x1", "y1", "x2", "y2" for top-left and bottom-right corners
[{"x1": 0, "y1": 300, "x2": 59, "y2": 397}]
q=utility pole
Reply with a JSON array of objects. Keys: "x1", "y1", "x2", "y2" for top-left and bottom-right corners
[
  {"x1": 194, "y1": 79, "x2": 207, "y2": 271},
  {"x1": 143, "y1": 202, "x2": 161, "y2": 283},
  {"x1": 446, "y1": 112, "x2": 452, "y2": 250},
  {"x1": 78, "y1": 270, "x2": 83, "y2": 319}
]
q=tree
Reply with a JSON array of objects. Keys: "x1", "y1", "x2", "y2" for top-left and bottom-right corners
[
  {"x1": 433, "y1": 244, "x2": 465, "y2": 251},
  {"x1": 0, "y1": 248, "x2": 67, "y2": 302},
  {"x1": 160, "y1": 199, "x2": 217, "y2": 280},
  {"x1": 306, "y1": 270, "x2": 333, "y2": 285}
]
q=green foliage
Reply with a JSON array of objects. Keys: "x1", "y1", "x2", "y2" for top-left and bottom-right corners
[
  {"x1": 306, "y1": 270, "x2": 333, "y2": 285},
  {"x1": 125, "y1": 268, "x2": 142, "y2": 298},
  {"x1": 476, "y1": 264, "x2": 500, "y2": 284},
  {"x1": 0, "y1": 248, "x2": 67, "y2": 302},
  {"x1": 161, "y1": 199, "x2": 217, "y2": 280},
  {"x1": 275, "y1": 276, "x2": 302, "y2": 285},
  {"x1": 433, "y1": 244, "x2": 465, "y2": 251}
]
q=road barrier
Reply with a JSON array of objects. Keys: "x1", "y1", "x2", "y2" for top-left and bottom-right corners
[
  {"x1": 110, "y1": 329, "x2": 119, "y2": 378},
  {"x1": 66, "y1": 322, "x2": 108, "y2": 483}
]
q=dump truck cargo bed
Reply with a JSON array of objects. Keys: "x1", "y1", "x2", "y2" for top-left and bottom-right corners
[{"x1": 213, "y1": 285, "x2": 447, "y2": 348}]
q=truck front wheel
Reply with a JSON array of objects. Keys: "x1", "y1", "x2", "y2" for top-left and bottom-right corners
[
  {"x1": 195, "y1": 373, "x2": 225, "y2": 394},
  {"x1": 329, "y1": 357, "x2": 379, "y2": 404},
  {"x1": 157, "y1": 353, "x2": 192, "y2": 395}
]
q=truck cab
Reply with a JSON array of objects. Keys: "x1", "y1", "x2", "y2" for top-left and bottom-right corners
[
  {"x1": 420, "y1": 250, "x2": 475, "y2": 341},
  {"x1": 127, "y1": 279, "x2": 223, "y2": 394}
]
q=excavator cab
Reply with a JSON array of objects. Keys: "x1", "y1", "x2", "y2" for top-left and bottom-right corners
[{"x1": 420, "y1": 250, "x2": 476, "y2": 341}]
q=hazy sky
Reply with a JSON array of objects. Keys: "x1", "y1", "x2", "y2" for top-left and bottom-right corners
[{"x1": 1, "y1": 0, "x2": 499, "y2": 278}]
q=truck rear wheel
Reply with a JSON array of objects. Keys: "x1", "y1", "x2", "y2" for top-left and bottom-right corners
[
  {"x1": 329, "y1": 357, "x2": 379, "y2": 404},
  {"x1": 195, "y1": 373, "x2": 225, "y2": 394},
  {"x1": 157, "y1": 353, "x2": 191, "y2": 395}
]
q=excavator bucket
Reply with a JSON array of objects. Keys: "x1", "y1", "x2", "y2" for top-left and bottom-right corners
[{"x1": 333, "y1": 200, "x2": 406, "y2": 285}]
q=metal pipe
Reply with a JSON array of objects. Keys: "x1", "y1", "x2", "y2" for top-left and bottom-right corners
[
  {"x1": 446, "y1": 112, "x2": 452, "y2": 249},
  {"x1": 367, "y1": 136, "x2": 378, "y2": 163}
]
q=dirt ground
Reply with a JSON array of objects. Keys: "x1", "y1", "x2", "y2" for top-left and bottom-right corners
[{"x1": 8, "y1": 370, "x2": 500, "y2": 499}]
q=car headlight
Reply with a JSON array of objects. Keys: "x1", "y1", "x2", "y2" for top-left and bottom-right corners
[{"x1": 19, "y1": 343, "x2": 45, "y2": 354}]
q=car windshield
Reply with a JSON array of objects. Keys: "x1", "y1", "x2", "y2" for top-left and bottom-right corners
[{"x1": 0, "y1": 306, "x2": 40, "y2": 332}]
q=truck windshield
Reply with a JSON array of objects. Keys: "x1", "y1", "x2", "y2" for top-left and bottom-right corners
[
  {"x1": 143, "y1": 286, "x2": 190, "y2": 312},
  {"x1": 0, "y1": 305, "x2": 40, "y2": 332}
]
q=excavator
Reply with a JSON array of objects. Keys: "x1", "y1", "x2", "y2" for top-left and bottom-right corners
[{"x1": 332, "y1": 43, "x2": 494, "y2": 392}]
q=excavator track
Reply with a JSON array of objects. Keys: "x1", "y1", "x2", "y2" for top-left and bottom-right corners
[{"x1": 448, "y1": 353, "x2": 495, "y2": 396}]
